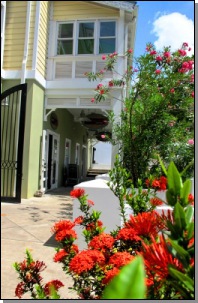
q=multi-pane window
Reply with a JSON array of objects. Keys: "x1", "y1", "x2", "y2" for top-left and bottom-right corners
[
  {"x1": 99, "y1": 21, "x2": 116, "y2": 54},
  {"x1": 57, "y1": 21, "x2": 116, "y2": 55},
  {"x1": 57, "y1": 23, "x2": 73, "y2": 55},
  {"x1": 78, "y1": 22, "x2": 94, "y2": 54}
]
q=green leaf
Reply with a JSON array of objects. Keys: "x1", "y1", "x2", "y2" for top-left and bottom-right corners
[
  {"x1": 166, "y1": 189, "x2": 177, "y2": 206},
  {"x1": 168, "y1": 265, "x2": 194, "y2": 292},
  {"x1": 167, "y1": 162, "x2": 182, "y2": 195},
  {"x1": 25, "y1": 249, "x2": 34, "y2": 265},
  {"x1": 185, "y1": 206, "x2": 194, "y2": 226},
  {"x1": 186, "y1": 222, "x2": 194, "y2": 240},
  {"x1": 166, "y1": 221, "x2": 181, "y2": 239},
  {"x1": 168, "y1": 239, "x2": 190, "y2": 262},
  {"x1": 158, "y1": 154, "x2": 167, "y2": 176},
  {"x1": 102, "y1": 256, "x2": 146, "y2": 299},
  {"x1": 174, "y1": 202, "x2": 186, "y2": 231},
  {"x1": 180, "y1": 179, "x2": 191, "y2": 206}
]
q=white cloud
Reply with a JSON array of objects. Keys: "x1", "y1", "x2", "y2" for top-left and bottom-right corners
[{"x1": 151, "y1": 12, "x2": 194, "y2": 54}]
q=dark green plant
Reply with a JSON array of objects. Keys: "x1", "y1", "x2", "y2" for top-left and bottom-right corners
[{"x1": 87, "y1": 43, "x2": 194, "y2": 186}]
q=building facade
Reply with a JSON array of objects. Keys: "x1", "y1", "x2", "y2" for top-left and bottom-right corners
[{"x1": 1, "y1": 1, "x2": 138, "y2": 199}]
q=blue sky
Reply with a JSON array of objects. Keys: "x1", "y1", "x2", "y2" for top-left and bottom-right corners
[{"x1": 134, "y1": 1, "x2": 194, "y2": 57}]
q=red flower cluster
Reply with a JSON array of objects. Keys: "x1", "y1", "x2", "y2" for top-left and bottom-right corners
[
  {"x1": 108, "y1": 251, "x2": 134, "y2": 268},
  {"x1": 55, "y1": 229, "x2": 77, "y2": 242},
  {"x1": 69, "y1": 250, "x2": 105, "y2": 275},
  {"x1": 70, "y1": 188, "x2": 85, "y2": 198},
  {"x1": 44, "y1": 280, "x2": 64, "y2": 296},
  {"x1": 126, "y1": 211, "x2": 164, "y2": 239},
  {"x1": 116, "y1": 227, "x2": 141, "y2": 242},
  {"x1": 146, "y1": 176, "x2": 167, "y2": 191},
  {"x1": 52, "y1": 219, "x2": 77, "y2": 243},
  {"x1": 88, "y1": 233, "x2": 115, "y2": 251},
  {"x1": 149, "y1": 197, "x2": 163, "y2": 206},
  {"x1": 140, "y1": 235, "x2": 183, "y2": 283},
  {"x1": 188, "y1": 194, "x2": 194, "y2": 205},
  {"x1": 53, "y1": 249, "x2": 68, "y2": 262},
  {"x1": 52, "y1": 220, "x2": 75, "y2": 233},
  {"x1": 15, "y1": 282, "x2": 26, "y2": 298}
]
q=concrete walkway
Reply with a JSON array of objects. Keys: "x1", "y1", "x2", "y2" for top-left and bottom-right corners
[{"x1": 1, "y1": 186, "x2": 79, "y2": 299}]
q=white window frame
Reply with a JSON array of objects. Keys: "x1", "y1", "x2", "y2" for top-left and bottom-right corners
[{"x1": 56, "y1": 19, "x2": 117, "y2": 56}]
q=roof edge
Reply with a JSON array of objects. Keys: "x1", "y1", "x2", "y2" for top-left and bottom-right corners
[{"x1": 90, "y1": 1, "x2": 137, "y2": 12}]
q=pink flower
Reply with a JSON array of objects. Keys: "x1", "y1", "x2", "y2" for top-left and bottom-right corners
[
  {"x1": 170, "y1": 88, "x2": 175, "y2": 93},
  {"x1": 183, "y1": 42, "x2": 188, "y2": 47},
  {"x1": 163, "y1": 51, "x2": 171, "y2": 58},
  {"x1": 91, "y1": 98, "x2": 95, "y2": 103},
  {"x1": 178, "y1": 49, "x2": 187, "y2": 56},
  {"x1": 191, "y1": 91, "x2": 194, "y2": 98},
  {"x1": 133, "y1": 68, "x2": 138, "y2": 72},
  {"x1": 156, "y1": 55, "x2": 163, "y2": 61},
  {"x1": 188, "y1": 47, "x2": 192, "y2": 51},
  {"x1": 188, "y1": 139, "x2": 194, "y2": 145},
  {"x1": 102, "y1": 55, "x2": 106, "y2": 60},
  {"x1": 155, "y1": 69, "x2": 161, "y2": 74},
  {"x1": 127, "y1": 48, "x2": 133, "y2": 53},
  {"x1": 150, "y1": 50, "x2": 157, "y2": 55},
  {"x1": 101, "y1": 135, "x2": 106, "y2": 139}
]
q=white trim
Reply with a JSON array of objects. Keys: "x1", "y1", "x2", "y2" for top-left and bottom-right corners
[
  {"x1": 21, "y1": 1, "x2": 32, "y2": 84},
  {"x1": 32, "y1": 1, "x2": 41, "y2": 70},
  {"x1": 1, "y1": 1, "x2": 6, "y2": 70},
  {"x1": 91, "y1": 1, "x2": 136, "y2": 11},
  {"x1": 2, "y1": 69, "x2": 46, "y2": 88}
]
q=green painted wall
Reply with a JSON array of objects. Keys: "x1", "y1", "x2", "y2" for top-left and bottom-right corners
[
  {"x1": 43, "y1": 108, "x2": 88, "y2": 186},
  {"x1": 22, "y1": 80, "x2": 44, "y2": 198}
]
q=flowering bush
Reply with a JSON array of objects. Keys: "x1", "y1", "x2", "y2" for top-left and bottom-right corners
[
  {"x1": 86, "y1": 43, "x2": 194, "y2": 186},
  {"x1": 13, "y1": 161, "x2": 194, "y2": 299}
]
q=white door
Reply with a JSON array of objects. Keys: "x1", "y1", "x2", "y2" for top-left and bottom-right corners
[
  {"x1": 50, "y1": 134, "x2": 59, "y2": 189},
  {"x1": 41, "y1": 130, "x2": 60, "y2": 191}
]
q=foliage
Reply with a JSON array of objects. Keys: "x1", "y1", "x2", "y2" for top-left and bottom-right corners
[
  {"x1": 86, "y1": 43, "x2": 194, "y2": 186},
  {"x1": 13, "y1": 161, "x2": 194, "y2": 299},
  {"x1": 13, "y1": 249, "x2": 64, "y2": 299}
]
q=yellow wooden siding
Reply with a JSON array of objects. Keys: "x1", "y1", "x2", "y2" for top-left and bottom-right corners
[
  {"x1": 53, "y1": 1, "x2": 119, "y2": 20},
  {"x1": 3, "y1": 1, "x2": 27, "y2": 70},
  {"x1": 37, "y1": 1, "x2": 50, "y2": 78}
]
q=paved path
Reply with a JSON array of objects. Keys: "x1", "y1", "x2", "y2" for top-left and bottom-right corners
[{"x1": 1, "y1": 187, "x2": 79, "y2": 299}]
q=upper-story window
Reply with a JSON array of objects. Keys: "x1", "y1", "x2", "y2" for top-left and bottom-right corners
[{"x1": 56, "y1": 20, "x2": 116, "y2": 55}]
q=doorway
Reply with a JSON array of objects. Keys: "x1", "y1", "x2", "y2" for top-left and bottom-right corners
[{"x1": 41, "y1": 130, "x2": 60, "y2": 192}]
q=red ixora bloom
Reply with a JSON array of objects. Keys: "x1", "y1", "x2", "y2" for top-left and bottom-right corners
[
  {"x1": 102, "y1": 267, "x2": 120, "y2": 285},
  {"x1": 126, "y1": 211, "x2": 164, "y2": 238},
  {"x1": 55, "y1": 229, "x2": 77, "y2": 242},
  {"x1": 108, "y1": 251, "x2": 134, "y2": 268},
  {"x1": 151, "y1": 176, "x2": 167, "y2": 191},
  {"x1": 15, "y1": 282, "x2": 26, "y2": 298},
  {"x1": 88, "y1": 233, "x2": 115, "y2": 251},
  {"x1": 69, "y1": 250, "x2": 105, "y2": 274},
  {"x1": 188, "y1": 194, "x2": 194, "y2": 205},
  {"x1": 52, "y1": 220, "x2": 75, "y2": 233},
  {"x1": 44, "y1": 280, "x2": 64, "y2": 296},
  {"x1": 53, "y1": 249, "x2": 68, "y2": 262},
  {"x1": 150, "y1": 197, "x2": 163, "y2": 206},
  {"x1": 70, "y1": 188, "x2": 85, "y2": 198},
  {"x1": 140, "y1": 234, "x2": 183, "y2": 281},
  {"x1": 116, "y1": 227, "x2": 141, "y2": 242}
]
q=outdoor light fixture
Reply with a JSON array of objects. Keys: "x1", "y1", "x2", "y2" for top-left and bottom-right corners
[{"x1": 81, "y1": 113, "x2": 109, "y2": 130}]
